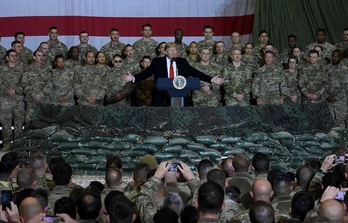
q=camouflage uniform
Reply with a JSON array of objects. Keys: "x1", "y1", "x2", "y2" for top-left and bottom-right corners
[
  {"x1": 137, "y1": 177, "x2": 165, "y2": 223},
  {"x1": 197, "y1": 219, "x2": 224, "y2": 223},
  {"x1": 227, "y1": 43, "x2": 244, "y2": 54},
  {"x1": 47, "y1": 40, "x2": 68, "y2": 62},
  {"x1": 124, "y1": 182, "x2": 141, "y2": 206},
  {"x1": 165, "y1": 181, "x2": 192, "y2": 204},
  {"x1": 133, "y1": 71, "x2": 154, "y2": 106},
  {"x1": 271, "y1": 195, "x2": 292, "y2": 215},
  {"x1": 23, "y1": 46, "x2": 33, "y2": 64},
  {"x1": 48, "y1": 185, "x2": 72, "y2": 213},
  {"x1": 282, "y1": 69, "x2": 301, "y2": 104},
  {"x1": 176, "y1": 42, "x2": 188, "y2": 58},
  {"x1": 76, "y1": 44, "x2": 98, "y2": 63},
  {"x1": 51, "y1": 67, "x2": 75, "y2": 106},
  {"x1": 280, "y1": 48, "x2": 294, "y2": 64},
  {"x1": 18, "y1": 53, "x2": 31, "y2": 66},
  {"x1": 220, "y1": 198, "x2": 245, "y2": 222},
  {"x1": 305, "y1": 42, "x2": 336, "y2": 62},
  {"x1": 186, "y1": 56, "x2": 199, "y2": 66},
  {"x1": 335, "y1": 41, "x2": 348, "y2": 58},
  {"x1": 34, "y1": 175, "x2": 50, "y2": 192},
  {"x1": 0, "y1": 45, "x2": 6, "y2": 65},
  {"x1": 231, "y1": 208, "x2": 290, "y2": 223},
  {"x1": 211, "y1": 53, "x2": 230, "y2": 68},
  {"x1": 133, "y1": 38, "x2": 158, "y2": 59},
  {"x1": 21, "y1": 63, "x2": 53, "y2": 123},
  {"x1": 100, "y1": 41, "x2": 126, "y2": 64},
  {"x1": 106, "y1": 66, "x2": 134, "y2": 105},
  {"x1": 252, "y1": 64, "x2": 288, "y2": 105},
  {"x1": 65, "y1": 58, "x2": 81, "y2": 70},
  {"x1": 73, "y1": 65, "x2": 107, "y2": 106},
  {"x1": 222, "y1": 63, "x2": 252, "y2": 106},
  {"x1": 0, "y1": 63, "x2": 25, "y2": 145},
  {"x1": 241, "y1": 55, "x2": 259, "y2": 73},
  {"x1": 227, "y1": 173, "x2": 254, "y2": 208},
  {"x1": 192, "y1": 62, "x2": 223, "y2": 107},
  {"x1": 123, "y1": 58, "x2": 141, "y2": 74},
  {"x1": 298, "y1": 63, "x2": 328, "y2": 103},
  {"x1": 326, "y1": 63, "x2": 348, "y2": 127},
  {"x1": 197, "y1": 39, "x2": 216, "y2": 52}
]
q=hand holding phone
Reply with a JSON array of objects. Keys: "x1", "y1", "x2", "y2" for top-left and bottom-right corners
[{"x1": 1, "y1": 190, "x2": 12, "y2": 210}]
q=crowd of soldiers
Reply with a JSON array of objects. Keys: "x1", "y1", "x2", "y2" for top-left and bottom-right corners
[
  {"x1": 1, "y1": 25, "x2": 348, "y2": 150},
  {"x1": 1, "y1": 149, "x2": 348, "y2": 223}
]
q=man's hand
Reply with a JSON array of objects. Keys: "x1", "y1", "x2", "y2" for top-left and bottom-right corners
[
  {"x1": 321, "y1": 154, "x2": 336, "y2": 173},
  {"x1": 211, "y1": 75, "x2": 224, "y2": 85},
  {"x1": 143, "y1": 98, "x2": 152, "y2": 106},
  {"x1": 154, "y1": 162, "x2": 169, "y2": 179},
  {"x1": 311, "y1": 94, "x2": 318, "y2": 100},
  {"x1": 256, "y1": 98, "x2": 264, "y2": 105},
  {"x1": 7, "y1": 89, "x2": 16, "y2": 97},
  {"x1": 4, "y1": 201, "x2": 21, "y2": 223},
  {"x1": 178, "y1": 162, "x2": 194, "y2": 181},
  {"x1": 56, "y1": 213, "x2": 77, "y2": 223},
  {"x1": 290, "y1": 95, "x2": 297, "y2": 103},
  {"x1": 320, "y1": 186, "x2": 339, "y2": 203},
  {"x1": 115, "y1": 94, "x2": 123, "y2": 102},
  {"x1": 306, "y1": 93, "x2": 313, "y2": 100},
  {"x1": 279, "y1": 97, "x2": 284, "y2": 105},
  {"x1": 122, "y1": 72, "x2": 135, "y2": 83},
  {"x1": 86, "y1": 96, "x2": 97, "y2": 104},
  {"x1": 33, "y1": 94, "x2": 43, "y2": 103},
  {"x1": 235, "y1": 94, "x2": 244, "y2": 102},
  {"x1": 59, "y1": 95, "x2": 69, "y2": 103}
]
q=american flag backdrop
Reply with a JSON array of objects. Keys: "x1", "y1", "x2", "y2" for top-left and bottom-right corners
[{"x1": 0, "y1": 0, "x2": 255, "y2": 51}]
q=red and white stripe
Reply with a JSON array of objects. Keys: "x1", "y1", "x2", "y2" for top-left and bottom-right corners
[{"x1": 0, "y1": 0, "x2": 255, "y2": 52}]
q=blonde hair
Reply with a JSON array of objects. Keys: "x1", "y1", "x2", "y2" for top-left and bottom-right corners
[{"x1": 165, "y1": 42, "x2": 176, "y2": 50}]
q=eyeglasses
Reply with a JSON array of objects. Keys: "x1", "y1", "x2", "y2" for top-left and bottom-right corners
[{"x1": 113, "y1": 60, "x2": 122, "y2": 63}]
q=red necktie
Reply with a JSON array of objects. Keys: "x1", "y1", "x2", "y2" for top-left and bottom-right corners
[{"x1": 170, "y1": 60, "x2": 174, "y2": 78}]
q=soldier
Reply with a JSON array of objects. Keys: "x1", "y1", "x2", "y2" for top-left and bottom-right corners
[
  {"x1": 14, "y1": 32, "x2": 33, "y2": 65},
  {"x1": 299, "y1": 49, "x2": 328, "y2": 104},
  {"x1": 29, "y1": 151, "x2": 49, "y2": 192},
  {"x1": 122, "y1": 44, "x2": 141, "y2": 73},
  {"x1": 133, "y1": 55, "x2": 153, "y2": 106},
  {"x1": 211, "y1": 41, "x2": 230, "y2": 68},
  {"x1": 38, "y1": 42, "x2": 52, "y2": 67},
  {"x1": 174, "y1": 29, "x2": 188, "y2": 58},
  {"x1": 47, "y1": 26, "x2": 68, "y2": 62},
  {"x1": 0, "y1": 50, "x2": 25, "y2": 151},
  {"x1": 335, "y1": 27, "x2": 348, "y2": 59},
  {"x1": 11, "y1": 40, "x2": 27, "y2": 66},
  {"x1": 227, "y1": 31, "x2": 243, "y2": 54},
  {"x1": 74, "y1": 51, "x2": 107, "y2": 106},
  {"x1": 222, "y1": 49, "x2": 252, "y2": 106},
  {"x1": 65, "y1": 46, "x2": 80, "y2": 69},
  {"x1": 305, "y1": 28, "x2": 336, "y2": 63},
  {"x1": 155, "y1": 42, "x2": 166, "y2": 57},
  {"x1": 95, "y1": 51, "x2": 110, "y2": 71},
  {"x1": 253, "y1": 31, "x2": 270, "y2": 60},
  {"x1": 100, "y1": 28, "x2": 126, "y2": 64},
  {"x1": 0, "y1": 34, "x2": 6, "y2": 65},
  {"x1": 197, "y1": 25, "x2": 216, "y2": 52},
  {"x1": 133, "y1": 23, "x2": 158, "y2": 59},
  {"x1": 241, "y1": 42, "x2": 258, "y2": 73},
  {"x1": 280, "y1": 34, "x2": 297, "y2": 67},
  {"x1": 282, "y1": 56, "x2": 301, "y2": 104},
  {"x1": 76, "y1": 31, "x2": 98, "y2": 63},
  {"x1": 192, "y1": 48, "x2": 222, "y2": 107},
  {"x1": 326, "y1": 50, "x2": 348, "y2": 128},
  {"x1": 186, "y1": 41, "x2": 200, "y2": 66},
  {"x1": 314, "y1": 45, "x2": 328, "y2": 66},
  {"x1": 252, "y1": 51, "x2": 287, "y2": 105},
  {"x1": 21, "y1": 50, "x2": 53, "y2": 124},
  {"x1": 292, "y1": 46, "x2": 308, "y2": 69},
  {"x1": 50, "y1": 55, "x2": 75, "y2": 106},
  {"x1": 105, "y1": 54, "x2": 134, "y2": 105}
]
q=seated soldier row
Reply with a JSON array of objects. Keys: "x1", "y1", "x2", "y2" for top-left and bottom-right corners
[{"x1": 1, "y1": 147, "x2": 348, "y2": 223}]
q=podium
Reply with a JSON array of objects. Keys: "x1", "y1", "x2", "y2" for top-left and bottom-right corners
[{"x1": 155, "y1": 77, "x2": 201, "y2": 107}]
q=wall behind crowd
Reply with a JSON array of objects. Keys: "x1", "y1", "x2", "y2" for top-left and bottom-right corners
[
  {"x1": 0, "y1": 0, "x2": 255, "y2": 51},
  {"x1": 253, "y1": 0, "x2": 348, "y2": 51}
]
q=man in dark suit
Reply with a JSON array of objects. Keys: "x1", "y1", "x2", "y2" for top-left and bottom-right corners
[{"x1": 123, "y1": 42, "x2": 224, "y2": 106}]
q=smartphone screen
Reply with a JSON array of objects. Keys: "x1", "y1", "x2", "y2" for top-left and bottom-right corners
[
  {"x1": 1, "y1": 190, "x2": 12, "y2": 210},
  {"x1": 43, "y1": 216, "x2": 62, "y2": 223}
]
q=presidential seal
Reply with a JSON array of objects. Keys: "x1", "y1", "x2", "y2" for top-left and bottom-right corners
[{"x1": 173, "y1": 75, "x2": 187, "y2": 90}]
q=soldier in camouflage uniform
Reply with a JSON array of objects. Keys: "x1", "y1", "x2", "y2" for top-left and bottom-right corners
[
  {"x1": 47, "y1": 26, "x2": 68, "y2": 63},
  {"x1": 222, "y1": 49, "x2": 252, "y2": 106},
  {"x1": 299, "y1": 50, "x2": 328, "y2": 104},
  {"x1": 227, "y1": 31, "x2": 244, "y2": 55},
  {"x1": 282, "y1": 56, "x2": 301, "y2": 104},
  {"x1": 186, "y1": 41, "x2": 201, "y2": 66},
  {"x1": 241, "y1": 42, "x2": 259, "y2": 73},
  {"x1": 335, "y1": 28, "x2": 348, "y2": 59},
  {"x1": 73, "y1": 51, "x2": 107, "y2": 106},
  {"x1": 326, "y1": 50, "x2": 348, "y2": 128},
  {"x1": 106, "y1": 54, "x2": 134, "y2": 105},
  {"x1": 253, "y1": 31, "x2": 270, "y2": 61},
  {"x1": 134, "y1": 55, "x2": 153, "y2": 106},
  {"x1": 280, "y1": 34, "x2": 297, "y2": 67},
  {"x1": 305, "y1": 29, "x2": 336, "y2": 63},
  {"x1": 76, "y1": 31, "x2": 98, "y2": 64},
  {"x1": 21, "y1": 50, "x2": 53, "y2": 124},
  {"x1": 50, "y1": 55, "x2": 75, "y2": 106},
  {"x1": 292, "y1": 46, "x2": 308, "y2": 70},
  {"x1": 212, "y1": 41, "x2": 230, "y2": 68},
  {"x1": 0, "y1": 50, "x2": 25, "y2": 151},
  {"x1": 192, "y1": 48, "x2": 223, "y2": 107},
  {"x1": 11, "y1": 40, "x2": 29, "y2": 66},
  {"x1": 0, "y1": 35, "x2": 6, "y2": 65},
  {"x1": 174, "y1": 29, "x2": 188, "y2": 57},
  {"x1": 198, "y1": 25, "x2": 216, "y2": 52},
  {"x1": 65, "y1": 46, "x2": 81, "y2": 69},
  {"x1": 123, "y1": 44, "x2": 141, "y2": 73},
  {"x1": 38, "y1": 42, "x2": 53, "y2": 67},
  {"x1": 29, "y1": 151, "x2": 49, "y2": 192},
  {"x1": 100, "y1": 28, "x2": 126, "y2": 64},
  {"x1": 252, "y1": 51, "x2": 287, "y2": 105},
  {"x1": 14, "y1": 32, "x2": 33, "y2": 65},
  {"x1": 133, "y1": 24, "x2": 158, "y2": 59},
  {"x1": 260, "y1": 44, "x2": 281, "y2": 68}
]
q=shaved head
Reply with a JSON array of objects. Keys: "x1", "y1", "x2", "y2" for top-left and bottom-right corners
[
  {"x1": 251, "y1": 179, "x2": 274, "y2": 203},
  {"x1": 318, "y1": 199, "x2": 344, "y2": 223},
  {"x1": 19, "y1": 197, "x2": 43, "y2": 222}
]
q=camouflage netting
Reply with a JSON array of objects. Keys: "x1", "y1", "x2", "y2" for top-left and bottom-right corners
[
  {"x1": 8, "y1": 103, "x2": 347, "y2": 175},
  {"x1": 29, "y1": 103, "x2": 336, "y2": 137}
]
